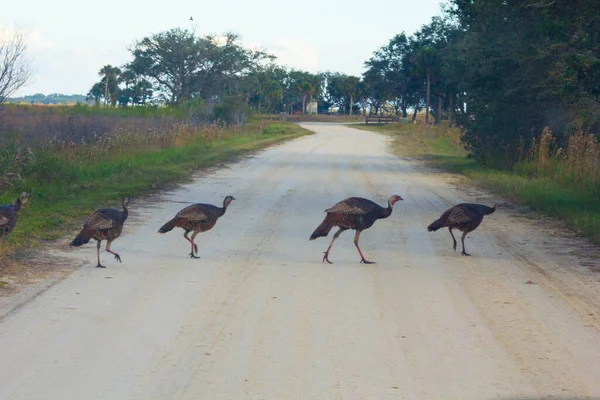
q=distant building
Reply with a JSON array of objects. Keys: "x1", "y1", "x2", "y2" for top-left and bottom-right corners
[{"x1": 306, "y1": 100, "x2": 318, "y2": 114}]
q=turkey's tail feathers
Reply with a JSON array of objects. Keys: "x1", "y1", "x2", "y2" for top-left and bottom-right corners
[
  {"x1": 70, "y1": 229, "x2": 93, "y2": 246},
  {"x1": 158, "y1": 217, "x2": 179, "y2": 234},
  {"x1": 310, "y1": 215, "x2": 335, "y2": 240},
  {"x1": 427, "y1": 218, "x2": 444, "y2": 232}
]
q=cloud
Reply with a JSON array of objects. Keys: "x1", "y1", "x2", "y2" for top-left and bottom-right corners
[
  {"x1": 27, "y1": 30, "x2": 54, "y2": 49},
  {"x1": 262, "y1": 38, "x2": 319, "y2": 72},
  {"x1": 0, "y1": 26, "x2": 53, "y2": 49}
]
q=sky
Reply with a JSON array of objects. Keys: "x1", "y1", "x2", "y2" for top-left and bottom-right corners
[{"x1": 3, "y1": 0, "x2": 445, "y2": 96}]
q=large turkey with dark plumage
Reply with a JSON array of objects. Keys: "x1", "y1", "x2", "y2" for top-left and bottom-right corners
[
  {"x1": 158, "y1": 195, "x2": 235, "y2": 258},
  {"x1": 70, "y1": 197, "x2": 131, "y2": 268},
  {"x1": 309, "y1": 195, "x2": 403, "y2": 264},
  {"x1": 427, "y1": 201, "x2": 506, "y2": 256},
  {"x1": 0, "y1": 192, "x2": 30, "y2": 241}
]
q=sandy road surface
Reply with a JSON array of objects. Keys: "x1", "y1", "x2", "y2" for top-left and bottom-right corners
[{"x1": 1, "y1": 123, "x2": 600, "y2": 400}]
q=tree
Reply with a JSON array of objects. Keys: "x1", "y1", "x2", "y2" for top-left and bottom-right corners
[
  {"x1": 99, "y1": 65, "x2": 121, "y2": 107},
  {"x1": 0, "y1": 30, "x2": 32, "y2": 105},
  {"x1": 364, "y1": 33, "x2": 421, "y2": 118},
  {"x1": 87, "y1": 82, "x2": 104, "y2": 106},
  {"x1": 436, "y1": 0, "x2": 600, "y2": 165},
  {"x1": 244, "y1": 65, "x2": 285, "y2": 113},
  {"x1": 289, "y1": 70, "x2": 321, "y2": 114},
  {"x1": 411, "y1": 47, "x2": 438, "y2": 124},
  {"x1": 362, "y1": 67, "x2": 391, "y2": 115},
  {"x1": 326, "y1": 73, "x2": 360, "y2": 115},
  {"x1": 127, "y1": 28, "x2": 273, "y2": 104}
]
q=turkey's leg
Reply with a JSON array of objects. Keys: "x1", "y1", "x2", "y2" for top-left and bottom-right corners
[
  {"x1": 189, "y1": 231, "x2": 200, "y2": 259},
  {"x1": 460, "y1": 231, "x2": 471, "y2": 256},
  {"x1": 96, "y1": 240, "x2": 106, "y2": 268},
  {"x1": 105, "y1": 239, "x2": 122, "y2": 263},
  {"x1": 449, "y1": 227, "x2": 457, "y2": 251},
  {"x1": 323, "y1": 228, "x2": 345, "y2": 264},
  {"x1": 355, "y1": 231, "x2": 375, "y2": 264},
  {"x1": 184, "y1": 231, "x2": 198, "y2": 257}
]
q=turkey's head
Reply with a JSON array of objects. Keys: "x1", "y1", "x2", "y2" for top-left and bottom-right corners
[
  {"x1": 224, "y1": 195, "x2": 236, "y2": 208},
  {"x1": 388, "y1": 194, "x2": 404, "y2": 207},
  {"x1": 494, "y1": 200, "x2": 507, "y2": 209}
]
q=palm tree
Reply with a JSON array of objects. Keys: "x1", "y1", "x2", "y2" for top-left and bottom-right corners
[
  {"x1": 99, "y1": 65, "x2": 121, "y2": 107},
  {"x1": 340, "y1": 76, "x2": 359, "y2": 116},
  {"x1": 412, "y1": 47, "x2": 437, "y2": 124}
]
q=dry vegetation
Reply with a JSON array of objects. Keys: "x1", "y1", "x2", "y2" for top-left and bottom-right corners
[
  {"x1": 0, "y1": 104, "x2": 311, "y2": 262},
  {"x1": 525, "y1": 128, "x2": 600, "y2": 194},
  {"x1": 356, "y1": 120, "x2": 600, "y2": 242}
]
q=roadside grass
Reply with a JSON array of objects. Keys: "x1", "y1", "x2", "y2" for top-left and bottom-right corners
[
  {"x1": 0, "y1": 121, "x2": 311, "y2": 259},
  {"x1": 356, "y1": 122, "x2": 600, "y2": 243}
]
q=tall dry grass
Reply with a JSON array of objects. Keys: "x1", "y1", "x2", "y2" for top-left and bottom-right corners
[
  {"x1": 524, "y1": 127, "x2": 600, "y2": 194},
  {"x1": 0, "y1": 105, "x2": 308, "y2": 259}
]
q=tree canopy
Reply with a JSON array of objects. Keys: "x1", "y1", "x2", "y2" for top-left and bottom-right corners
[{"x1": 362, "y1": 0, "x2": 600, "y2": 166}]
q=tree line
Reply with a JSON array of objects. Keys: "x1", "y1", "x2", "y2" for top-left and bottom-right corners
[
  {"x1": 362, "y1": 0, "x2": 600, "y2": 166},
  {"x1": 86, "y1": 0, "x2": 599, "y2": 166}
]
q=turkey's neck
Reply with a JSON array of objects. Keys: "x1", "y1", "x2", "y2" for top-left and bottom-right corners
[
  {"x1": 13, "y1": 198, "x2": 22, "y2": 213},
  {"x1": 483, "y1": 205, "x2": 496, "y2": 215},
  {"x1": 220, "y1": 199, "x2": 230, "y2": 215},
  {"x1": 122, "y1": 201, "x2": 129, "y2": 221},
  {"x1": 381, "y1": 200, "x2": 395, "y2": 218}
]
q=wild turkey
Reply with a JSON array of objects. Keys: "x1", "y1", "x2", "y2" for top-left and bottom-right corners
[
  {"x1": 70, "y1": 197, "x2": 131, "y2": 268},
  {"x1": 309, "y1": 195, "x2": 403, "y2": 264},
  {"x1": 427, "y1": 201, "x2": 506, "y2": 256},
  {"x1": 158, "y1": 195, "x2": 235, "y2": 258},
  {"x1": 0, "y1": 192, "x2": 30, "y2": 240}
]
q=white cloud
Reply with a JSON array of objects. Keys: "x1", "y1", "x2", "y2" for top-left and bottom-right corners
[
  {"x1": 27, "y1": 30, "x2": 54, "y2": 49},
  {"x1": 0, "y1": 26, "x2": 53, "y2": 49},
  {"x1": 263, "y1": 38, "x2": 319, "y2": 72}
]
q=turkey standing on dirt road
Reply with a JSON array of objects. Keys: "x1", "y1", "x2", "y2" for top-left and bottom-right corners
[
  {"x1": 70, "y1": 197, "x2": 131, "y2": 268},
  {"x1": 309, "y1": 195, "x2": 403, "y2": 264},
  {"x1": 427, "y1": 201, "x2": 506, "y2": 256},
  {"x1": 158, "y1": 195, "x2": 235, "y2": 258}
]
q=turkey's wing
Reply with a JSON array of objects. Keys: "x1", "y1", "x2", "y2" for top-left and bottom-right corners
[
  {"x1": 176, "y1": 205, "x2": 210, "y2": 222},
  {"x1": 84, "y1": 211, "x2": 119, "y2": 230},
  {"x1": 446, "y1": 206, "x2": 476, "y2": 224},
  {"x1": 326, "y1": 197, "x2": 378, "y2": 215}
]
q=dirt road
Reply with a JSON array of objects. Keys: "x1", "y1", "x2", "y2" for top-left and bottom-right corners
[{"x1": 1, "y1": 123, "x2": 600, "y2": 400}]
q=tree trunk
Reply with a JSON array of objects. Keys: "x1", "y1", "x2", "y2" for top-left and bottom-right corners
[
  {"x1": 425, "y1": 71, "x2": 430, "y2": 124},
  {"x1": 412, "y1": 105, "x2": 418, "y2": 122},
  {"x1": 302, "y1": 95, "x2": 306, "y2": 115},
  {"x1": 349, "y1": 94, "x2": 353, "y2": 116},
  {"x1": 401, "y1": 104, "x2": 407, "y2": 118},
  {"x1": 449, "y1": 93, "x2": 454, "y2": 127},
  {"x1": 104, "y1": 76, "x2": 109, "y2": 107},
  {"x1": 435, "y1": 96, "x2": 442, "y2": 124}
]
